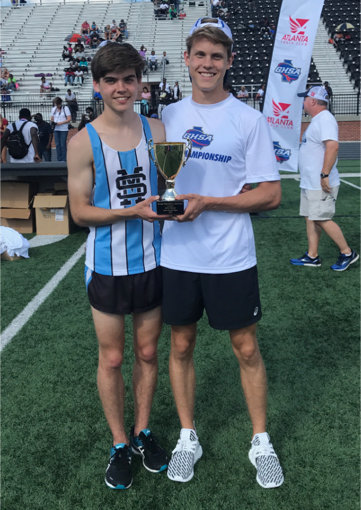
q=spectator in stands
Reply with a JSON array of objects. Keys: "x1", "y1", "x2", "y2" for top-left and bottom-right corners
[
  {"x1": 75, "y1": 48, "x2": 85, "y2": 60},
  {"x1": 91, "y1": 22, "x2": 99, "y2": 32},
  {"x1": 33, "y1": 113, "x2": 52, "y2": 162},
  {"x1": 40, "y1": 76, "x2": 50, "y2": 95},
  {"x1": 0, "y1": 108, "x2": 41, "y2": 164},
  {"x1": 77, "y1": 107, "x2": 95, "y2": 132},
  {"x1": 51, "y1": 98, "x2": 71, "y2": 162},
  {"x1": 64, "y1": 67, "x2": 75, "y2": 86},
  {"x1": 79, "y1": 57, "x2": 89, "y2": 73},
  {"x1": 110, "y1": 20, "x2": 118, "y2": 37},
  {"x1": 149, "y1": 50, "x2": 158, "y2": 71},
  {"x1": 119, "y1": 19, "x2": 128, "y2": 39},
  {"x1": 158, "y1": 84, "x2": 170, "y2": 118},
  {"x1": 81, "y1": 21, "x2": 91, "y2": 35},
  {"x1": 162, "y1": 51, "x2": 169, "y2": 65},
  {"x1": 237, "y1": 86, "x2": 249, "y2": 100},
  {"x1": 169, "y1": 5, "x2": 178, "y2": 19},
  {"x1": 74, "y1": 67, "x2": 84, "y2": 85},
  {"x1": 141, "y1": 86, "x2": 151, "y2": 116},
  {"x1": 62, "y1": 45, "x2": 73, "y2": 61},
  {"x1": 90, "y1": 30, "x2": 101, "y2": 48},
  {"x1": 172, "y1": 81, "x2": 182, "y2": 102},
  {"x1": 159, "y1": 77, "x2": 170, "y2": 93},
  {"x1": 112, "y1": 26, "x2": 123, "y2": 42},
  {"x1": 74, "y1": 40, "x2": 84, "y2": 53},
  {"x1": 139, "y1": 45, "x2": 147, "y2": 58},
  {"x1": 65, "y1": 89, "x2": 78, "y2": 121},
  {"x1": 0, "y1": 114, "x2": 9, "y2": 163},
  {"x1": 103, "y1": 25, "x2": 111, "y2": 40},
  {"x1": 7, "y1": 74, "x2": 17, "y2": 91},
  {"x1": 255, "y1": 84, "x2": 265, "y2": 111},
  {"x1": 159, "y1": 1, "x2": 169, "y2": 16},
  {"x1": 2, "y1": 68, "x2": 10, "y2": 81}
]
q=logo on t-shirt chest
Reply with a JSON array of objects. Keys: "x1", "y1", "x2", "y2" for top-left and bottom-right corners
[{"x1": 182, "y1": 126, "x2": 232, "y2": 163}]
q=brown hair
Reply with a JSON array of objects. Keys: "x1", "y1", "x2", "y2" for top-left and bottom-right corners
[
  {"x1": 53, "y1": 97, "x2": 62, "y2": 106},
  {"x1": 186, "y1": 24, "x2": 233, "y2": 59},
  {"x1": 91, "y1": 43, "x2": 144, "y2": 82}
]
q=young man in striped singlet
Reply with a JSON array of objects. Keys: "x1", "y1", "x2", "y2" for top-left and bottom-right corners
[{"x1": 67, "y1": 43, "x2": 170, "y2": 490}]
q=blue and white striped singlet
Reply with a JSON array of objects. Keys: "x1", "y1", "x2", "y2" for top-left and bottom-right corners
[{"x1": 85, "y1": 115, "x2": 161, "y2": 276}]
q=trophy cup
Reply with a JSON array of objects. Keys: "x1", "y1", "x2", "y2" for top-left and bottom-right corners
[{"x1": 148, "y1": 139, "x2": 192, "y2": 215}]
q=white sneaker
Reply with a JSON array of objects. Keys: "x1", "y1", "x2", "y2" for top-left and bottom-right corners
[
  {"x1": 167, "y1": 428, "x2": 203, "y2": 482},
  {"x1": 248, "y1": 433, "x2": 284, "y2": 488}
]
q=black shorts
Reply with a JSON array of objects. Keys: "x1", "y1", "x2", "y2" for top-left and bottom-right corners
[
  {"x1": 162, "y1": 266, "x2": 262, "y2": 330},
  {"x1": 85, "y1": 266, "x2": 162, "y2": 315}
]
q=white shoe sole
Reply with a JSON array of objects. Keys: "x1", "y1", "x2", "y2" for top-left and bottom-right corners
[
  {"x1": 248, "y1": 449, "x2": 284, "y2": 489},
  {"x1": 131, "y1": 447, "x2": 168, "y2": 473},
  {"x1": 332, "y1": 253, "x2": 359, "y2": 271},
  {"x1": 167, "y1": 445, "x2": 203, "y2": 482}
]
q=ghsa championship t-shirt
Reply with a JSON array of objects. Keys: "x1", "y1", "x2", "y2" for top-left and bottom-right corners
[
  {"x1": 299, "y1": 110, "x2": 340, "y2": 190},
  {"x1": 161, "y1": 95, "x2": 280, "y2": 274}
]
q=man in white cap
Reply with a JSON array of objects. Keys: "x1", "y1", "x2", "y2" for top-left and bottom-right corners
[
  {"x1": 291, "y1": 86, "x2": 358, "y2": 271},
  {"x1": 160, "y1": 17, "x2": 284, "y2": 488}
]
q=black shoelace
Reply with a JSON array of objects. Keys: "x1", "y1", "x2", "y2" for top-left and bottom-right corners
[
  {"x1": 111, "y1": 447, "x2": 131, "y2": 466},
  {"x1": 141, "y1": 433, "x2": 162, "y2": 455}
]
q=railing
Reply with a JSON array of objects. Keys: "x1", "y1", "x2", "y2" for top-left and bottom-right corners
[
  {"x1": 2, "y1": 93, "x2": 359, "y2": 122},
  {"x1": 0, "y1": 0, "x2": 146, "y2": 6}
]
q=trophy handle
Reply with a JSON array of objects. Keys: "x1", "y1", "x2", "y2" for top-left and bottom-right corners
[
  {"x1": 183, "y1": 139, "x2": 193, "y2": 166},
  {"x1": 148, "y1": 138, "x2": 157, "y2": 166}
]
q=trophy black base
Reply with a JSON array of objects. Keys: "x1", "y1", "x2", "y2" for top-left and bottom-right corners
[{"x1": 156, "y1": 200, "x2": 184, "y2": 215}]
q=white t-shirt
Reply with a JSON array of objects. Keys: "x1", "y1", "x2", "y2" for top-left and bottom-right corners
[
  {"x1": 51, "y1": 106, "x2": 71, "y2": 132},
  {"x1": 161, "y1": 95, "x2": 280, "y2": 274},
  {"x1": 159, "y1": 82, "x2": 170, "y2": 93},
  {"x1": 39, "y1": 80, "x2": 50, "y2": 89},
  {"x1": 257, "y1": 89, "x2": 264, "y2": 101},
  {"x1": 7, "y1": 120, "x2": 38, "y2": 163},
  {"x1": 149, "y1": 54, "x2": 158, "y2": 63},
  {"x1": 173, "y1": 85, "x2": 181, "y2": 99},
  {"x1": 65, "y1": 92, "x2": 76, "y2": 101},
  {"x1": 299, "y1": 110, "x2": 340, "y2": 190}
]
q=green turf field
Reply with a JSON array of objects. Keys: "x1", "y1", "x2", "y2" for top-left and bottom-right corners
[{"x1": 2, "y1": 164, "x2": 360, "y2": 510}]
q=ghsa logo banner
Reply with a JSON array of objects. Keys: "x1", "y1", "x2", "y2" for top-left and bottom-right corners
[
  {"x1": 182, "y1": 127, "x2": 213, "y2": 149},
  {"x1": 274, "y1": 60, "x2": 301, "y2": 83},
  {"x1": 273, "y1": 141, "x2": 291, "y2": 163},
  {"x1": 267, "y1": 100, "x2": 294, "y2": 129},
  {"x1": 281, "y1": 16, "x2": 309, "y2": 46}
]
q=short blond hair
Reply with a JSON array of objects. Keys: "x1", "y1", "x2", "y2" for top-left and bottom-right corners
[{"x1": 186, "y1": 25, "x2": 233, "y2": 59}]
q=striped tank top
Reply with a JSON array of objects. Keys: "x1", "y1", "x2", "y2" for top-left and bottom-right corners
[{"x1": 85, "y1": 115, "x2": 161, "y2": 276}]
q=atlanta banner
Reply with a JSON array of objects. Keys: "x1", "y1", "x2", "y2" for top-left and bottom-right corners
[{"x1": 263, "y1": 0, "x2": 325, "y2": 172}]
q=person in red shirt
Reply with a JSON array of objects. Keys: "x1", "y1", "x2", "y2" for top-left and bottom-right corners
[
  {"x1": 81, "y1": 20, "x2": 90, "y2": 35},
  {"x1": 0, "y1": 114, "x2": 8, "y2": 163}
]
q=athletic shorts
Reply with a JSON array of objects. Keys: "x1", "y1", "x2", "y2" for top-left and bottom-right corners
[
  {"x1": 85, "y1": 265, "x2": 162, "y2": 315},
  {"x1": 300, "y1": 186, "x2": 339, "y2": 221},
  {"x1": 162, "y1": 266, "x2": 262, "y2": 331}
]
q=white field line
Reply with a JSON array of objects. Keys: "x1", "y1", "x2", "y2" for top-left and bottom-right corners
[
  {"x1": 339, "y1": 178, "x2": 361, "y2": 190},
  {"x1": 0, "y1": 242, "x2": 86, "y2": 352}
]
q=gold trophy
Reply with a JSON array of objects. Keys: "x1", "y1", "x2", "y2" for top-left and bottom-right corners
[{"x1": 148, "y1": 139, "x2": 192, "y2": 215}]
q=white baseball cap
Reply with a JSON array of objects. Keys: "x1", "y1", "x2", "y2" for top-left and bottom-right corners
[
  {"x1": 189, "y1": 17, "x2": 233, "y2": 40},
  {"x1": 297, "y1": 86, "x2": 329, "y2": 102}
]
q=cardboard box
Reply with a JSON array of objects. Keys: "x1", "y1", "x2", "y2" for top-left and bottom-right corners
[
  {"x1": 0, "y1": 208, "x2": 34, "y2": 233},
  {"x1": 1, "y1": 182, "x2": 36, "y2": 209},
  {"x1": 33, "y1": 194, "x2": 72, "y2": 235}
]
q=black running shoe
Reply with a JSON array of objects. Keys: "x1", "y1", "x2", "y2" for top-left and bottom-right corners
[
  {"x1": 105, "y1": 443, "x2": 133, "y2": 490},
  {"x1": 130, "y1": 426, "x2": 169, "y2": 473}
]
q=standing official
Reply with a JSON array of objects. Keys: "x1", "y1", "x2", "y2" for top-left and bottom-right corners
[{"x1": 291, "y1": 86, "x2": 358, "y2": 271}]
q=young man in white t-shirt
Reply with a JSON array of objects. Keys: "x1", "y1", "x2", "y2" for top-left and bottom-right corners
[
  {"x1": 290, "y1": 86, "x2": 359, "y2": 271},
  {"x1": 0, "y1": 107, "x2": 41, "y2": 163},
  {"x1": 160, "y1": 18, "x2": 284, "y2": 488}
]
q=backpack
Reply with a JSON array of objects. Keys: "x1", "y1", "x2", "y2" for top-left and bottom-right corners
[{"x1": 6, "y1": 121, "x2": 31, "y2": 159}]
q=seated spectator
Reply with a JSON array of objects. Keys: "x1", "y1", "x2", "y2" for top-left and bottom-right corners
[
  {"x1": 91, "y1": 22, "x2": 99, "y2": 32},
  {"x1": 81, "y1": 20, "x2": 91, "y2": 35},
  {"x1": 149, "y1": 50, "x2": 158, "y2": 71},
  {"x1": 169, "y1": 5, "x2": 177, "y2": 19},
  {"x1": 2, "y1": 68, "x2": 10, "y2": 80},
  {"x1": 79, "y1": 57, "x2": 89, "y2": 73},
  {"x1": 75, "y1": 50, "x2": 85, "y2": 60},
  {"x1": 110, "y1": 20, "x2": 118, "y2": 35},
  {"x1": 159, "y1": 77, "x2": 170, "y2": 93},
  {"x1": 64, "y1": 68, "x2": 75, "y2": 86},
  {"x1": 74, "y1": 40, "x2": 84, "y2": 53},
  {"x1": 7, "y1": 74, "x2": 17, "y2": 91},
  {"x1": 62, "y1": 45, "x2": 73, "y2": 61},
  {"x1": 159, "y1": 1, "x2": 168, "y2": 15},
  {"x1": 39, "y1": 76, "x2": 50, "y2": 94},
  {"x1": 162, "y1": 51, "x2": 169, "y2": 65},
  {"x1": 237, "y1": 86, "x2": 249, "y2": 99},
  {"x1": 111, "y1": 26, "x2": 122, "y2": 42},
  {"x1": 104, "y1": 25, "x2": 111, "y2": 40},
  {"x1": 119, "y1": 19, "x2": 128, "y2": 39},
  {"x1": 78, "y1": 107, "x2": 95, "y2": 131},
  {"x1": 74, "y1": 68, "x2": 84, "y2": 85},
  {"x1": 65, "y1": 88, "x2": 77, "y2": 121},
  {"x1": 89, "y1": 30, "x2": 100, "y2": 48}
]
